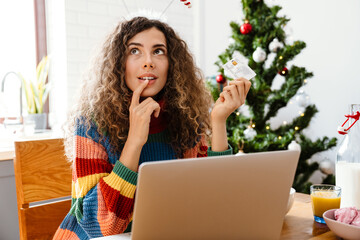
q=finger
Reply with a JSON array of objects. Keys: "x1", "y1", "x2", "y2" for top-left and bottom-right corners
[
  {"x1": 231, "y1": 78, "x2": 251, "y2": 95},
  {"x1": 233, "y1": 77, "x2": 248, "y2": 82},
  {"x1": 228, "y1": 85, "x2": 241, "y2": 103},
  {"x1": 218, "y1": 94, "x2": 225, "y2": 102},
  {"x1": 144, "y1": 102, "x2": 160, "y2": 118},
  {"x1": 138, "y1": 98, "x2": 161, "y2": 118},
  {"x1": 130, "y1": 80, "x2": 149, "y2": 107},
  {"x1": 244, "y1": 80, "x2": 252, "y2": 94},
  {"x1": 220, "y1": 90, "x2": 232, "y2": 102},
  {"x1": 223, "y1": 85, "x2": 239, "y2": 100},
  {"x1": 135, "y1": 97, "x2": 156, "y2": 114},
  {"x1": 229, "y1": 80, "x2": 246, "y2": 99},
  {"x1": 153, "y1": 104, "x2": 161, "y2": 118}
]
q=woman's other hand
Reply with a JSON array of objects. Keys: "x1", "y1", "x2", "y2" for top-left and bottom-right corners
[
  {"x1": 128, "y1": 80, "x2": 161, "y2": 147},
  {"x1": 211, "y1": 77, "x2": 251, "y2": 123}
]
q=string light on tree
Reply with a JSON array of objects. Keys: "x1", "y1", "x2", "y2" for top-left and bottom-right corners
[{"x1": 279, "y1": 67, "x2": 288, "y2": 76}]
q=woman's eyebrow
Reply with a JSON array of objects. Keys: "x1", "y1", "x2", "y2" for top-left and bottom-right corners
[
  {"x1": 153, "y1": 44, "x2": 167, "y2": 49},
  {"x1": 127, "y1": 42, "x2": 166, "y2": 49},
  {"x1": 128, "y1": 42, "x2": 143, "y2": 47}
]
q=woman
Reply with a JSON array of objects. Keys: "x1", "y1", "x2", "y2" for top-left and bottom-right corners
[{"x1": 54, "y1": 16, "x2": 251, "y2": 239}]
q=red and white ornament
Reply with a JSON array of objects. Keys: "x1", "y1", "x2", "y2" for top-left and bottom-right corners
[
  {"x1": 216, "y1": 74, "x2": 226, "y2": 84},
  {"x1": 240, "y1": 21, "x2": 252, "y2": 34},
  {"x1": 180, "y1": 0, "x2": 192, "y2": 8}
]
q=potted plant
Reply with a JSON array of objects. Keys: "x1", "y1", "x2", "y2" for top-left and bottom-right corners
[{"x1": 19, "y1": 56, "x2": 50, "y2": 130}]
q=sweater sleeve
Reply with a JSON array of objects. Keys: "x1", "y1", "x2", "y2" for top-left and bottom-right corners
[
  {"x1": 193, "y1": 136, "x2": 233, "y2": 158},
  {"x1": 69, "y1": 122, "x2": 137, "y2": 238},
  {"x1": 207, "y1": 145, "x2": 233, "y2": 156}
]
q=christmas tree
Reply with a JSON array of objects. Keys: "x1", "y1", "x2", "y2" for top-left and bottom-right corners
[{"x1": 207, "y1": 0, "x2": 337, "y2": 193}]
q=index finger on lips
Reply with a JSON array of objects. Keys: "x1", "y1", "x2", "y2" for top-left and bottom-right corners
[{"x1": 131, "y1": 80, "x2": 149, "y2": 107}]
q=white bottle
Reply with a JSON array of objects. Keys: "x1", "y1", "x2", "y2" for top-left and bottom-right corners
[{"x1": 336, "y1": 104, "x2": 360, "y2": 208}]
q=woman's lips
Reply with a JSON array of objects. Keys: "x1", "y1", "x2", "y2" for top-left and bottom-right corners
[{"x1": 139, "y1": 78, "x2": 156, "y2": 85}]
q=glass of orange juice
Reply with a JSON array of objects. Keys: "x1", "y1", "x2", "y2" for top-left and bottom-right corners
[{"x1": 310, "y1": 184, "x2": 341, "y2": 224}]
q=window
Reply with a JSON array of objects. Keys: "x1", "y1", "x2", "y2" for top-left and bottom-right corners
[{"x1": 0, "y1": 1, "x2": 37, "y2": 119}]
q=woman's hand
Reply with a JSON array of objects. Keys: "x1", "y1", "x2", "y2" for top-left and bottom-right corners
[
  {"x1": 210, "y1": 78, "x2": 251, "y2": 152},
  {"x1": 211, "y1": 77, "x2": 251, "y2": 123},
  {"x1": 120, "y1": 80, "x2": 161, "y2": 172},
  {"x1": 127, "y1": 80, "x2": 161, "y2": 147}
]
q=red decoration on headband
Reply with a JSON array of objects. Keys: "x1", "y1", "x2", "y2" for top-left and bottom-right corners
[
  {"x1": 180, "y1": 0, "x2": 192, "y2": 8},
  {"x1": 338, "y1": 111, "x2": 360, "y2": 135}
]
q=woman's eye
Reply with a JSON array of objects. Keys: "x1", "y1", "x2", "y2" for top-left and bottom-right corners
[
  {"x1": 130, "y1": 48, "x2": 139, "y2": 54},
  {"x1": 154, "y1": 49, "x2": 165, "y2": 55}
]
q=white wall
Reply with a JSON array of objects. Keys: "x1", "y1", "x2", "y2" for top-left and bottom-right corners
[
  {"x1": 46, "y1": 0, "x2": 194, "y2": 131},
  {"x1": 199, "y1": 0, "x2": 360, "y2": 178}
]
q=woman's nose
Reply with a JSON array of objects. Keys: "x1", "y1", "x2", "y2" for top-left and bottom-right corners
[
  {"x1": 142, "y1": 55, "x2": 154, "y2": 69},
  {"x1": 143, "y1": 63, "x2": 154, "y2": 69}
]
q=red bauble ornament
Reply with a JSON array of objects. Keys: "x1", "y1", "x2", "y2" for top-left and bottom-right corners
[
  {"x1": 279, "y1": 67, "x2": 288, "y2": 76},
  {"x1": 216, "y1": 74, "x2": 226, "y2": 84},
  {"x1": 240, "y1": 21, "x2": 252, "y2": 34}
]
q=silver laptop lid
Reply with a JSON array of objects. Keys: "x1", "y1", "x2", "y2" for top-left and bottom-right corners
[{"x1": 132, "y1": 150, "x2": 300, "y2": 240}]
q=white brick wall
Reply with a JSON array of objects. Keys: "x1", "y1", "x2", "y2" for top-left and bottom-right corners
[{"x1": 46, "y1": 0, "x2": 194, "y2": 127}]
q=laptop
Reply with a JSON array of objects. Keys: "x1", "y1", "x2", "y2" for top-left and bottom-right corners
[{"x1": 94, "y1": 150, "x2": 300, "y2": 240}]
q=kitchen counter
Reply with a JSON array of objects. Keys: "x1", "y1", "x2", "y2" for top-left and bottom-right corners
[
  {"x1": 0, "y1": 130, "x2": 63, "y2": 161},
  {"x1": 0, "y1": 148, "x2": 14, "y2": 161}
]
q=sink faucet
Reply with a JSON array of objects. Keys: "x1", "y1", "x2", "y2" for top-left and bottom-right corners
[{"x1": 1, "y1": 71, "x2": 23, "y2": 123}]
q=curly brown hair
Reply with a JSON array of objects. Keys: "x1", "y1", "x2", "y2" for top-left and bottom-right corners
[{"x1": 65, "y1": 17, "x2": 212, "y2": 159}]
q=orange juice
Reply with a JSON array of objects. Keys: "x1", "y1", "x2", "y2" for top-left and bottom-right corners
[{"x1": 311, "y1": 191, "x2": 341, "y2": 217}]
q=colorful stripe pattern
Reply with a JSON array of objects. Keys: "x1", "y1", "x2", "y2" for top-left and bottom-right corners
[{"x1": 53, "y1": 117, "x2": 232, "y2": 240}]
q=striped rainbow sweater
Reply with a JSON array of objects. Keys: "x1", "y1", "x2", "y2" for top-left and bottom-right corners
[{"x1": 53, "y1": 113, "x2": 232, "y2": 240}]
